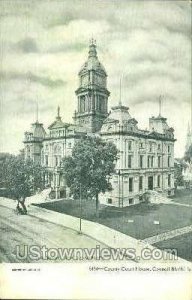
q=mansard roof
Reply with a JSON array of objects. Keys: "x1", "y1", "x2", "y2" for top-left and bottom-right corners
[
  {"x1": 100, "y1": 102, "x2": 138, "y2": 133},
  {"x1": 24, "y1": 121, "x2": 46, "y2": 143},
  {"x1": 100, "y1": 101, "x2": 175, "y2": 142},
  {"x1": 31, "y1": 122, "x2": 46, "y2": 138}
]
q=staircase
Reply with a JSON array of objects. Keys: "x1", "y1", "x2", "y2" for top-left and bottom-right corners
[
  {"x1": 145, "y1": 190, "x2": 172, "y2": 204},
  {"x1": 26, "y1": 188, "x2": 52, "y2": 206}
]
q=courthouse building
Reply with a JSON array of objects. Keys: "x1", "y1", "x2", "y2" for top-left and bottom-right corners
[{"x1": 23, "y1": 40, "x2": 176, "y2": 207}]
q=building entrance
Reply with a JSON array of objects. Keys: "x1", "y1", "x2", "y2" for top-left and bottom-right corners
[{"x1": 148, "y1": 176, "x2": 153, "y2": 190}]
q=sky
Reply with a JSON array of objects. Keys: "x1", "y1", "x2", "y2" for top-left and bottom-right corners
[{"x1": 0, "y1": 0, "x2": 191, "y2": 157}]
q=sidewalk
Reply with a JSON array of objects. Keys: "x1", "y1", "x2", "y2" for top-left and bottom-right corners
[
  {"x1": 0, "y1": 197, "x2": 190, "y2": 264},
  {"x1": 143, "y1": 225, "x2": 192, "y2": 244}
]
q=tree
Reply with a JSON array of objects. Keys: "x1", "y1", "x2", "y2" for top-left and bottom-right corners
[
  {"x1": 0, "y1": 153, "x2": 15, "y2": 197},
  {"x1": 62, "y1": 136, "x2": 118, "y2": 217},
  {"x1": 1, "y1": 155, "x2": 45, "y2": 202},
  {"x1": 184, "y1": 145, "x2": 192, "y2": 163},
  {"x1": 174, "y1": 161, "x2": 184, "y2": 188}
]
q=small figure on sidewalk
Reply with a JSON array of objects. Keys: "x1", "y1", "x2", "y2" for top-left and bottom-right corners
[{"x1": 16, "y1": 197, "x2": 27, "y2": 215}]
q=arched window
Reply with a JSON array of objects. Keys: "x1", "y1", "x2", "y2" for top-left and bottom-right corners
[{"x1": 80, "y1": 96, "x2": 86, "y2": 112}]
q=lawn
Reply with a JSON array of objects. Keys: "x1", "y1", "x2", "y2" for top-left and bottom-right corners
[
  {"x1": 37, "y1": 198, "x2": 192, "y2": 240},
  {"x1": 171, "y1": 189, "x2": 192, "y2": 205},
  {"x1": 154, "y1": 232, "x2": 192, "y2": 262}
]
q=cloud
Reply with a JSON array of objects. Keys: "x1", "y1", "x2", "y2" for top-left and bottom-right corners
[
  {"x1": 0, "y1": 0, "x2": 190, "y2": 158},
  {"x1": 15, "y1": 38, "x2": 39, "y2": 53},
  {"x1": 0, "y1": 71, "x2": 65, "y2": 88},
  {"x1": 48, "y1": 41, "x2": 86, "y2": 54}
]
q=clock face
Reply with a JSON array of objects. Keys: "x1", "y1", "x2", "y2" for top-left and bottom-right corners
[{"x1": 81, "y1": 75, "x2": 88, "y2": 86}]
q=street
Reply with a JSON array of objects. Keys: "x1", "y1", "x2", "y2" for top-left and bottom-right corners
[{"x1": 0, "y1": 205, "x2": 104, "y2": 263}]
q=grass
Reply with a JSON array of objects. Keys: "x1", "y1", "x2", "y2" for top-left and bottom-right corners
[
  {"x1": 37, "y1": 196, "x2": 192, "y2": 240},
  {"x1": 154, "y1": 232, "x2": 192, "y2": 262},
  {"x1": 171, "y1": 189, "x2": 192, "y2": 205}
]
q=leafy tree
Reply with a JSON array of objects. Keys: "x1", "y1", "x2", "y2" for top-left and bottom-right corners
[
  {"x1": 0, "y1": 153, "x2": 14, "y2": 191},
  {"x1": 1, "y1": 155, "x2": 45, "y2": 201},
  {"x1": 62, "y1": 136, "x2": 118, "y2": 217},
  {"x1": 174, "y1": 161, "x2": 184, "y2": 188}
]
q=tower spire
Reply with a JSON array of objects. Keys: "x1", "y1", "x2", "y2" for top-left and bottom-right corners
[
  {"x1": 88, "y1": 38, "x2": 97, "y2": 58},
  {"x1": 36, "y1": 101, "x2": 39, "y2": 123}
]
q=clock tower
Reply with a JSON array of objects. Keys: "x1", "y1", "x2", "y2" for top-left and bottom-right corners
[{"x1": 74, "y1": 39, "x2": 110, "y2": 132}]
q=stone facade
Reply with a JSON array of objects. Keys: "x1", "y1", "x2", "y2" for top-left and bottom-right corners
[
  {"x1": 23, "y1": 40, "x2": 176, "y2": 206},
  {"x1": 99, "y1": 104, "x2": 175, "y2": 206}
]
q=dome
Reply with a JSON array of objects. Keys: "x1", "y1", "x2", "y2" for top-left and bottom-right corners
[
  {"x1": 79, "y1": 41, "x2": 107, "y2": 75},
  {"x1": 79, "y1": 58, "x2": 106, "y2": 75}
]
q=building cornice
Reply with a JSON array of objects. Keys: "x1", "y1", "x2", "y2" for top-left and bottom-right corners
[{"x1": 100, "y1": 130, "x2": 176, "y2": 142}]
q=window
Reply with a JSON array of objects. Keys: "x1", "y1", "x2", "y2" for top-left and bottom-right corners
[
  {"x1": 108, "y1": 198, "x2": 112, "y2": 204},
  {"x1": 168, "y1": 145, "x2": 171, "y2": 153},
  {"x1": 128, "y1": 155, "x2": 132, "y2": 168},
  {"x1": 158, "y1": 156, "x2": 161, "y2": 168},
  {"x1": 168, "y1": 156, "x2": 171, "y2": 167},
  {"x1": 140, "y1": 142, "x2": 143, "y2": 149},
  {"x1": 149, "y1": 142, "x2": 152, "y2": 152},
  {"x1": 129, "y1": 178, "x2": 133, "y2": 192},
  {"x1": 157, "y1": 175, "x2": 161, "y2": 188},
  {"x1": 139, "y1": 176, "x2": 143, "y2": 191},
  {"x1": 147, "y1": 156, "x2": 150, "y2": 168},
  {"x1": 151, "y1": 156, "x2": 154, "y2": 167},
  {"x1": 129, "y1": 198, "x2": 134, "y2": 205},
  {"x1": 168, "y1": 174, "x2": 171, "y2": 187},
  {"x1": 128, "y1": 141, "x2": 132, "y2": 151},
  {"x1": 139, "y1": 155, "x2": 143, "y2": 168},
  {"x1": 158, "y1": 144, "x2": 161, "y2": 151},
  {"x1": 98, "y1": 96, "x2": 103, "y2": 112},
  {"x1": 55, "y1": 155, "x2": 61, "y2": 167},
  {"x1": 45, "y1": 155, "x2": 48, "y2": 166},
  {"x1": 55, "y1": 156, "x2": 58, "y2": 166},
  {"x1": 80, "y1": 96, "x2": 86, "y2": 112}
]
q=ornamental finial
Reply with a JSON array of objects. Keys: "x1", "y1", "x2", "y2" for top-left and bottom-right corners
[
  {"x1": 90, "y1": 37, "x2": 96, "y2": 46},
  {"x1": 56, "y1": 106, "x2": 61, "y2": 120}
]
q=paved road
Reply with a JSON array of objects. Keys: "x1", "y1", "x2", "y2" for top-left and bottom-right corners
[{"x1": 0, "y1": 205, "x2": 104, "y2": 263}]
